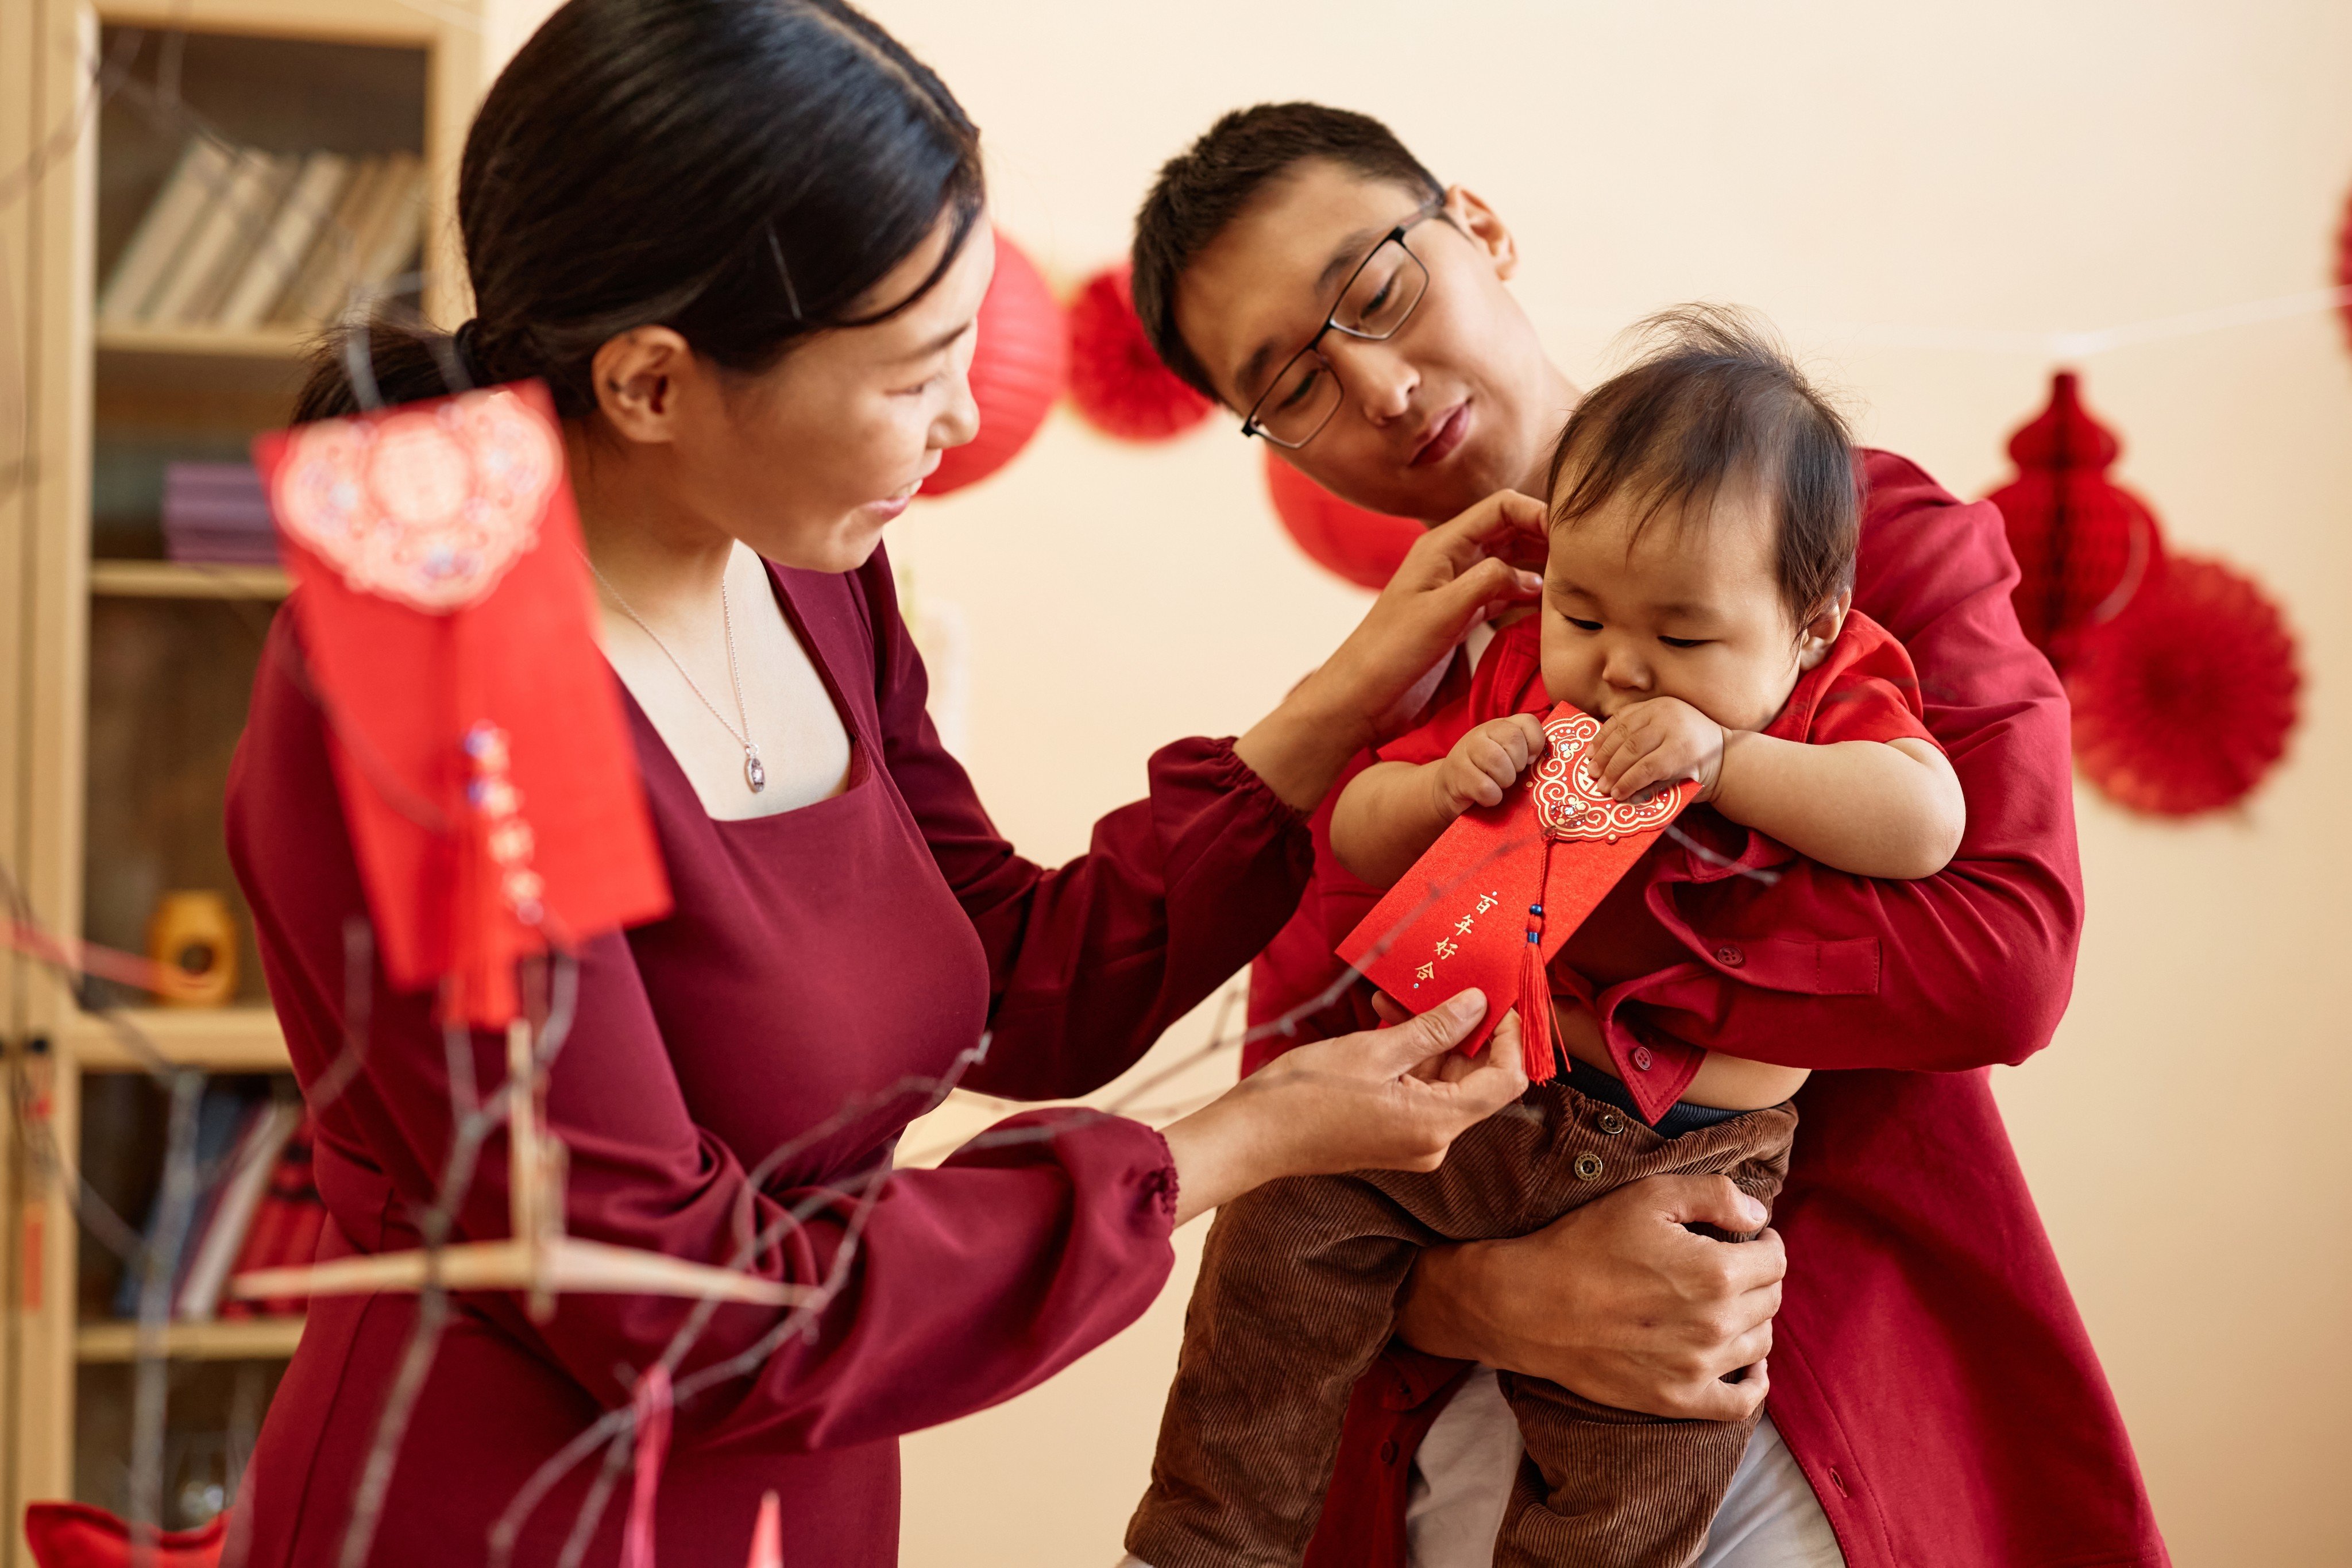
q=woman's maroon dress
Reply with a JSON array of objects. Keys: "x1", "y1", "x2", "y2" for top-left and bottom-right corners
[{"x1": 223, "y1": 550, "x2": 1310, "y2": 1566}]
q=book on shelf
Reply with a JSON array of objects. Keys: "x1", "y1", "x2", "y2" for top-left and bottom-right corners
[
  {"x1": 176, "y1": 1100, "x2": 302, "y2": 1320},
  {"x1": 107, "y1": 1086, "x2": 310, "y2": 1324},
  {"x1": 220, "y1": 1115, "x2": 325, "y2": 1320},
  {"x1": 215, "y1": 150, "x2": 352, "y2": 331},
  {"x1": 96, "y1": 138, "x2": 233, "y2": 325},
  {"x1": 274, "y1": 156, "x2": 387, "y2": 328},
  {"x1": 143, "y1": 147, "x2": 295, "y2": 329},
  {"x1": 99, "y1": 140, "x2": 428, "y2": 338},
  {"x1": 161, "y1": 461, "x2": 279, "y2": 566}
]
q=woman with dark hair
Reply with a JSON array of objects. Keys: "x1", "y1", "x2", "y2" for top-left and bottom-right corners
[{"x1": 223, "y1": 1, "x2": 1546, "y2": 1562}]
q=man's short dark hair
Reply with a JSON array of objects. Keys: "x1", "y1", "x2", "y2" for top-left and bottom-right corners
[
  {"x1": 1546, "y1": 306, "x2": 1859, "y2": 627},
  {"x1": 1131, "y1": 103, "x2": 1444, "y2": 402}
]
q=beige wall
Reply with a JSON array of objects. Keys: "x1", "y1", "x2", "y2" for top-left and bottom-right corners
[{"x1": 477, "y1": 3, "x2": 2351, "y2": 1561}]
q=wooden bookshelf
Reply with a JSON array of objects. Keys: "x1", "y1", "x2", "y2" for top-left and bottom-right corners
[
  {"x1": 2, "y1": 2, "x2": 482, "y2": 1551},
  {"x1": 75, "y1": 1316, "x2": 304, "y2": 1364}
]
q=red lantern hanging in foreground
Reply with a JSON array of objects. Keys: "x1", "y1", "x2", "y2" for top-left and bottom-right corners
[
  {"x1": 2067, "y1": 554, "x2": 2300, "y2": 816},
  {"x1": 1984, "y1": 370, "x2": 2164, "y2": 661},
  {"x1": 1261, "y1": 448, "x2": 1426, "y2": 591},
  {"x1": 1066, "y1": 261, "x2": 1214, "y2": 442},
  {"x1": 923, "y1": 231, "x2": 1066, "y2": 497}
]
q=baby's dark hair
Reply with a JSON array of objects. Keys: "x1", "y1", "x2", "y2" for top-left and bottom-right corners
[{"x1": 1546, "y1": 306, "x2": 1857, "y2": 627}]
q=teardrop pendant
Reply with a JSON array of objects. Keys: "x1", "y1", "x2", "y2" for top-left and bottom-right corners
[{"x1": 744, "y1": 747, "x2": 767, "y2": 793}]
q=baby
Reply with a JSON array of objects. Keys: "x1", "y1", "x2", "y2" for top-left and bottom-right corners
[{"x1": 1127, "y1": 310, "x2": 1964, "y2": 1568}]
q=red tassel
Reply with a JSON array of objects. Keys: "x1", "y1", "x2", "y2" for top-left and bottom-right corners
[{"x1": 1519, "y1": 933, "x2": 1555, "y2": 1083}]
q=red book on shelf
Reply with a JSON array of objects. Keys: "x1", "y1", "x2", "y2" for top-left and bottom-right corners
[{"x1": 218, "y1": 1116, "x2": 321, "y2": 1321}]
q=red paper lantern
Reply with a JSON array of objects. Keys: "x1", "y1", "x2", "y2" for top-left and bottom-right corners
[
  {"x1": 2067, "y1": 554, "x2": 2300, "y2": 816},
  {"x1": 1262, "y1": 448, "x2": 1426, "y2": 591},
  {"x1": 1065, "y1": 262, "x2": 1214, "y2": 442},
  {"x1": 1984, "y1": 371, "x2": 2164, "y2": 663},
  {"x1": 924, "y1": 231, "x2": 1066, "y2": 497}
]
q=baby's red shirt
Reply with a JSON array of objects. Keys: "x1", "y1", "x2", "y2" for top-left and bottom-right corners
[{"x1": 1370, "y1": 611, "x2": 1935, "y2": 1116}]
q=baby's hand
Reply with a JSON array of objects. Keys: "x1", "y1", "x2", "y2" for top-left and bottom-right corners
[
  {"x1": 1591, "y1": 697, "x2": 1726, "y2": 802},
  {"x1": 1431, "y1": 713, "x2": 1549, "y2": 817}
]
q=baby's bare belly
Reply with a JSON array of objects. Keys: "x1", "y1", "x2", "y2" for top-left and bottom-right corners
[{"x1": 1553, "y1": 999, "x2": 1810, "y2": 1111}]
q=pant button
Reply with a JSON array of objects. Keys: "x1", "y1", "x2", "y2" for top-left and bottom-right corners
[
  {"x1": 1597, "y1": 1112, "x2": 1625, "y2": 1136},
  {"x1": 1574, "y1": 1152, "x2": 1605, "y2": 1180}
]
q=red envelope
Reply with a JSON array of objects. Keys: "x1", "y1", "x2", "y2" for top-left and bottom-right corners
[
  {"x1": 253, "y1": 380, "x2": 671, "y2": 1027},
  {"x1": 1338, "y1": 702, "x2": 1697, "y2": 1078}
]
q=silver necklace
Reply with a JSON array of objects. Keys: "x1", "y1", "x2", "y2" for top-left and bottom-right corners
[{"x1": 589, "y1": 555, "x2": 767, "y2": 793}]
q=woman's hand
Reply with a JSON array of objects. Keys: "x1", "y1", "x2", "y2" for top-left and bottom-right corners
[
  {"x1": 1159, "y1": 988, "x2": 1528, "y2": 1226},
  {"x1": 1394, "y1": 1174, "x2": 1786, "y2": 1420},
  {"x1": 1235, "y1": 491, "x2": 1548, "y2": 811}
]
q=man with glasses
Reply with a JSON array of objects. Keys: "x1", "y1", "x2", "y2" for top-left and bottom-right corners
[{"x1": 1121, "y1": 105, "x2": 2164, "y2": 1568}]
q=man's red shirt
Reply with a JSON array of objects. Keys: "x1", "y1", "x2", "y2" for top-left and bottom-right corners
[{"x1": 1244, "y1": 451, "x2": 2168, "y2": 1568}]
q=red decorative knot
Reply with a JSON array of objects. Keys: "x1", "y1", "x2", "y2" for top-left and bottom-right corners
[
  {"x1": 1532, "y1": 709, "x2": 1680, "y2": 843},
  {"x1": 1065, "y1": 262, "x2": 1214, "y2": 442},
  {"x1": 2067, "y1": 554, "x2": 2300, "y2": 816},
  {"x1": 1261, "y1": 447, "x2": 1427, "y2": 591},
  {"x1": 922, "y1": 231, "x2": 1067, "y2": 498},
  {"x1": 465, "y1": 723, "x2": 545, "y2": 924},
  {"x1": 1984, "y1": 371, "x2": 2165, "y2": 666}
]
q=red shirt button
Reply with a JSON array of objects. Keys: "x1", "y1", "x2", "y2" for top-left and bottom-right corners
[
  {"x1": 1380, "y1": 1440, "x2": 1400, "y2": 1464},
  {"x1": 1715, "y1": 944, "x2": 1746, "y2": 968},
  {"x1": 1631, "y1": 1046, "x2": 1654, "y2": 1071}
]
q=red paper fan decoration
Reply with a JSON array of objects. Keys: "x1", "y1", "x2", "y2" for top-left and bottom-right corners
[
  {"x1": 1985, "y1": 370, "x2": 2164, "y2": 663},
  {"x1": 1066, "y1": 262, "x2": 1214, "y2": 442},
  {"x1": 924, "y1": 231, "x2": 1067, "y2": 497},
  {"x1": 2067, "y1": 554, "x2": 2300, "y2": 815},
  {"x1": 1262, "y1": 448, "x2": 1425, "y2": 591}
]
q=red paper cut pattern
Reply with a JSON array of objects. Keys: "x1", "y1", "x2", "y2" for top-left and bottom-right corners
[
  {"x1": 253, "y1": 380, "x2": 670, "y2": 1026},
  {"x1": 1262, "y1": 449, "x2": 1426, "y2": 591},
  {"x1": 924, "y1": 231, "x2": 1066, "y2": 497},
  {"x1": 1985, "y1": 370, "x2": 2164, "y2": 662},
  {"x1": 2067, "y1": 553, "x2": 2300, "y2": 815},
  {"x1": 1066, "y1": 261, "x2": 1213, "y2": 442},
  {"x1": 1532, "y1": 709, "x2": 1685, "y2": 843},
  {"x1": 269, "y1": 387, "x2": 560, "y2": 611},
  {"x1": 1339, "y1": 702, "x2": 1696, "y2": 1079}
]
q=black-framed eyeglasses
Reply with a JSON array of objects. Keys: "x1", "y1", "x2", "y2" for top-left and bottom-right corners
[{"x1": 1241, "y1": 203, "x2": 1441, "y2": 450}]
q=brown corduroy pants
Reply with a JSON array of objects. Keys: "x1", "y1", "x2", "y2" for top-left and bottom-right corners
[{"x1": 1126, "y1": 1081, "x2": 1796, "y2": 1568}]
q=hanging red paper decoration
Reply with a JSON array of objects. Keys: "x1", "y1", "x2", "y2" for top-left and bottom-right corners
[
  {"x1": 1065, "y1": 262, "x2": 1214, "y2": 442},
  {"x1": 2067, "y1": 554, "x2": 2300, "y2": 816},
  {"x1": 1984, "y1": 370, "x2": 2164, "y2": 662},
  {"x1": 924, "y1": 231, "x2": 1067, "y2": 497},
  {"x1": 1262, "y1": 448, "x2": 1426, "y2": 591},
  {"x1": 2335, "y1": 180, "x2": 2352, "y2": 356}
]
